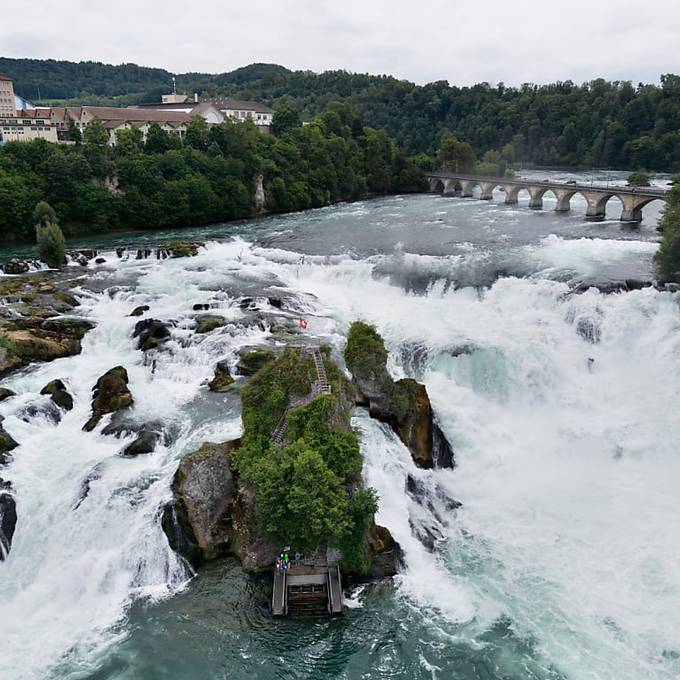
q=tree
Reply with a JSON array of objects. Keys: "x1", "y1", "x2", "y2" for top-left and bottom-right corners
[
  {"x1": 627, "y1": 171, "x2": 652, "y2": 186},
  {"x1": 34, "y1": 201, "x2": 65, "y2": 268},
  {"x1": 654, "y1": 185, "x2": 680, "y2": 281},
  {"x1": 184, "y1": 116, "x2": 210, "y2": 151},
  {"x1": 272, "y1": 106, "x2": 302, "y2": 136},
  {"x1": 83, "y1": 118, "x2": 109, "y2": 147},
  {"x1": 437, "y1": 131, "x2": 476, "y2": 172},
  {"x1": 67, "y1": 119, "x2": 81, "y2": 144}
]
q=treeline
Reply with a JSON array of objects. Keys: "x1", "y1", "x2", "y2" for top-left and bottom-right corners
[
  {"x1": 4, "y1": 57, "x2": 680, "y2": 171},
  {"x1": 0, "y1": 103, "x2": 424, "y2": 241}
]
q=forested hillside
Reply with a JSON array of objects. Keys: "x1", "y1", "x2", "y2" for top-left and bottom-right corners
[
  {"x1": 0, "y1": 103, "x2": 423, "y2": 241},
  {"x1": 2, "y1": 57, "x2": 680, "y2": 170}
]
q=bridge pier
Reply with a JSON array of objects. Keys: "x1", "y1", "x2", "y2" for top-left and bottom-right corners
[
  {"x1": 503, "y1": 184, "x2": 521, "y2": 204},
  {"x1": 554, "y1": 189, "x2": 576, "y2": 213},
  {"x1": 442, "y1": 178, "x2": 460, "y2": 196},
  {"x1": 479, "y1": 181, "x2": 496, "y2": 200},
  {"x1": 528, "y1": 186, "x2": 546, "y2": 209},
  {"x1": 582, "y1": 191, "x2": 609, "y2": 221},
  {"x1": 460, "y1": 180, "x2": 476, "y2": 198}
]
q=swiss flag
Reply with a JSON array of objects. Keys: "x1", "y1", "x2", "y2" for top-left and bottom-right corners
[{"x1": 299, "y1": 318, "x2": 308, "y2": 330}]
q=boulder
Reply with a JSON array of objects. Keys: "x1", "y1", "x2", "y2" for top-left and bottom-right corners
[
  {"x1": 2, "y1": 259, "x2": 30, "y2": 275},
  {"x1": 121, "y1": 430, "x2": 159, "y2": 457},
  {"x1": 345, "y1": 322, "x2": 454, "y2": 469},
  {"x1": 0, "y1": 416, "x2": 19, "y2": 463},
  {"x1": 115, "y1": 247, "x2": 126, "y2": 258},
  {"x1": 40, "y1": 379, "x2": 74, "y2": 411},
  {"x1": 163, "y1": 440, "x2": 240, "y2": 564},
  {"x1": 195, "y1": 314, "x2": 226, "y2": 334},
  {"x1": 208, "y1": 360, "x2": 234, "y2": 392},
  {"x1": 231, "y1": 480, "x2": 278, "y2": 572},
  {"x1": 192, "y1": 303, "x2": 210, "y2": 311},
  {"x1": 0, "y1": 388, "x2": 15, "y2": 402},
  {"x1": 77, "y1": 250, "x2": 97, "y2": 260},
  {"x1": 95, "y1": 257, "x2": 106, "y2": 265},
  {"x1": 366, "y1": 524, "x2": 402, "y2": 578},
  {"x1": 0, "y1": 329, "x2": 80, "y2": 377},
  {"x1": 129, "y1": 305, "x2": 150, "y2": 317},
  {"x1": 0, "y1": 484, "x2": 16, "y2": 560},
  {"x1": 132, "y1": 318, "x2": 171, "y2": 351},
  {"x1": 236, "y1": 348, "x2": 276, "y2": 376},
  {"x1": 166, "y1": 240, "x2": 198, "y2": 258},
  {"x1": 83, "y1": 366, "x2": 133, "y2": 432},
  {"x1": 40, "y1": 318, "x2": 95, "y2": 339},
  {"x1": 18, "y1": 401, "x2": 61, "y2": 425}
]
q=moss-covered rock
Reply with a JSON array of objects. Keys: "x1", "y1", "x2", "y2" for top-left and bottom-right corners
[
  {"x1": 132, "y1": 318, "x2": 171, "y2": 351},
  {"x1": 83, "y1": 366, "x2": 133, "y2": 432},
  {"x1": 344, "y1": 321, "x2": 454, "y2": 469},
  {"x1": 208, "y1": 360, "x2": 235, "y2": 392},
  {"x1": 166, "y1": 240, "x2": 198, "y2": 258},
  {"x1": 195, "y1": 314, "x2": 226, "y2": 334},
  {"x1": 40, "y1": 378, "x2": 74, "y2": 411},
  {"x1": 236, "y1": 348, "x2": 277, "y2": 376}
]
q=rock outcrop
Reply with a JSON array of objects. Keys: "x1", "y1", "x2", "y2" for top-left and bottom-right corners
[
  {"x1": 40, "y1": 379, "x2": 74, "y2": 411},
  {"x1": 0, "y1": 388, "x2": 15, "y2": 402},
  {"x1": 345, "y1": 322, "x2": 454, "y2": 469},
  {"x1": 129, "y1": 305, "x2": 150, "y2": 317},
  {"x1": 0, "y1": 480, "x2": 16, "y2": 560},
  {"x1": 133, "y1": 318, "x2": 171, "y2": 351},
  {"x1": 121, "y1": 430, "x2": 159, "y2": 457},
  {"x1": 83, "y1": 366, "x2": 133, "y2": 432},
  {"x1": 366, "y1": 524, "x2": 403, "y2": 578},
  {"x1": 162, "y1": 441, "x2": 240, "y2": 564},
  {"x1": 208, "y1": 360, "x2": 234, "y2": 392},
  {"x1": 236, "y1": 348, "x2": 276, "y2": 376},
  {"x1": 0, "y1": 317, "x2": 94, "y2": 378},
  {"x1": 0, "y1": 416, "x2": 19, "y2": 465},
  {"x1": 2, "y1": 259, "x2": 30, "y2": 275},
  {"x1": 195, "y1": 315, "x2": 226, "y2": 334}
]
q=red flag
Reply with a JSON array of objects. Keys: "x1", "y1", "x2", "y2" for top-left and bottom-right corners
[{"x1": 299, "y1": 318, "x2": 308, "y2": 330}]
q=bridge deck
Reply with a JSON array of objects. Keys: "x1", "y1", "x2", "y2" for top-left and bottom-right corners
[
  {"x1": 327, "y1": 566, "x2": 343, "y2": 616},
  {"x1": 425, "y1": 172, "x2": 667, "y2": 198}
]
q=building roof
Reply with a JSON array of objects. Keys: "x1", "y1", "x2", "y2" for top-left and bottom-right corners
[
  {"x1": 81, "y1": 106, "x2": 192, "y2": 124},
  {"x1": 205, "y1": 97, "x2": 273, "y2": 114}
]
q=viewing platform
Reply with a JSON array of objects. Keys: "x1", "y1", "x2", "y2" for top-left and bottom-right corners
[{"x1": 272, "y1": 562, "x2": 343, "y2": 618}]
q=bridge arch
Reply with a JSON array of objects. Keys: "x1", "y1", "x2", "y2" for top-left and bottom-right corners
[{"x1": 429, "y1": 177, "x2": 445, "y2": 194}]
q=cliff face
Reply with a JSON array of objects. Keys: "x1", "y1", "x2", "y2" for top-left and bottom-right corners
[{"x1": 345, "y1": 322, "x2": 454, "y2": 469}]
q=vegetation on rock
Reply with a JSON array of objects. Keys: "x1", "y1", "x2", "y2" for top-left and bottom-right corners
[
  {"x1": 627, "y1": 171, "x2": 652, "y2": 186},
  {"x1": 234, "y1": 347, "x2": 378, "y2": 572},
  {"x1": 654, "y1": 182, "x2": 680, "y2": 282},
  {"x1": 344, "y1": 321, "x2": 454, "y2": 469}
]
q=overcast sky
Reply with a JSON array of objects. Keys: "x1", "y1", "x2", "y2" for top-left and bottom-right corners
[{"x1": 2, "y1": 0, "x2": 679, "y2": 86}]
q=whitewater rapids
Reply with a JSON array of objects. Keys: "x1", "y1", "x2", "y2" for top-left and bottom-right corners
[{"x1": 0, "y1": 204, "x2": 679, "y2": 679}]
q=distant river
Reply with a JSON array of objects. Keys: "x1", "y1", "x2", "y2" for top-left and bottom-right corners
[{"x1": 1, "y1": 170, "x2": 678, "y2": 680}]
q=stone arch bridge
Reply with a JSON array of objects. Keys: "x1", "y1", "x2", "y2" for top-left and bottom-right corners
[{"x1": 425, "y1": 172, "x2": 668, "y2": 223}]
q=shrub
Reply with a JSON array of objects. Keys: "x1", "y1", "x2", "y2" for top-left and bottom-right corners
[
  {"x1": 654, "y1": 185, "x2": 680, "y2": 282},
  {"x1": 627, "y1": 171, "x2": 652, "y2": 187}
]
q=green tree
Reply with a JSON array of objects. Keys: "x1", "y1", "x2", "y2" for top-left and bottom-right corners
[
  {"x1": 83, "y1": 118, "x2": 109, "y2": 147},
  {"x1": 272, "y1": 106, "x2": 302, "y2": 136},
  {"x1": 654, "y1": 185, "x2": 680, "y2": 281},
  {"x1": 67, "y1": 119, "x2": 81, "y2": 144},
  {"x1": 34, "y1": 201, "x2": 66, "y2": 268},
  {"x1": 437, "y1": 131, "x2": 476, "y2": 172}
]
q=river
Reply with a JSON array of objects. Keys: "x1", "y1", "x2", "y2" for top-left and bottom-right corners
[{"x1": 0, "y1": 170, "x2": 678, "y2": 680}]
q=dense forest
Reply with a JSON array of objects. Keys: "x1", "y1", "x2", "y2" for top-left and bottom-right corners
[
  {"x1": 3, "y1": 57, "x2": 680, "y2": 171},
  {"x1": 0, "y1": 103, "x2": 423, "y2": 242}
]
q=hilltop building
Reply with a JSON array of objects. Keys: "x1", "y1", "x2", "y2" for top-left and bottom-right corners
[
  {"x1": 0, "y1": 75, "x2": 59, "y2": 144},
  {"x1": 205, "y1": 97, "x2": 273, "y2": 128}
]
